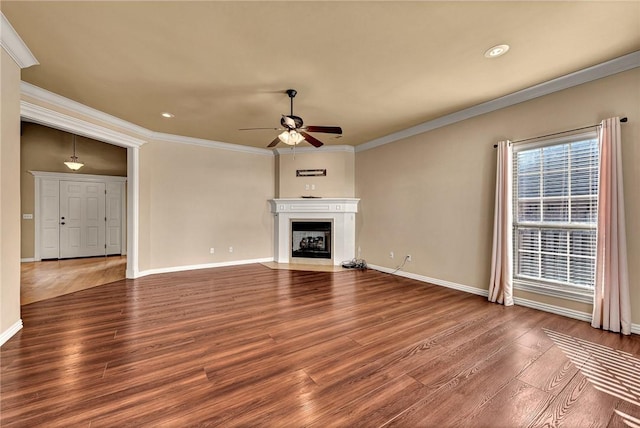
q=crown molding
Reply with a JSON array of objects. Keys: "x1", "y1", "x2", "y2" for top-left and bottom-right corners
[
  {"x1": 21, "y1": 81, "x2": 150, "y2": 138},
  {"x1": 21, "y1": 81, "x2": 274, "y2": 156},
  {"x1": 274, "y1": 145, "x2": 355, "y2": 155},
  {"x1": 21, "y1": 101, "x2": 147, "y2": 149},
  {"x1": 1, "y1": 13, "x2": 38, "y2": 68},
  {"x1": 152, "y1": 132, "x2": 273, "y2": 156},
  {"x1": 356, "y1": 50, "x2": 640, "y2": 152}
]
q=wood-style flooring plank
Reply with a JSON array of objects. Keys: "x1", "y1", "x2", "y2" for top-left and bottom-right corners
[
  {"x1": 307, "y1": 374, "x2": 426, "y2": 428},
  {"x1": 385, "y1": 342, "x2": 544, "y2": 427},
  {"x1": 2, "y1": 264, "x2": 639, "y2": 427},
  {"x1": 517, "y1": 345, "x2": 579, "y2": 396},
  {"x1": 528, "y1": 373, "x2": 621, "y2": 428},
  {"x1": 460, "y1": 378, "x2": 554, "y2": 428}
]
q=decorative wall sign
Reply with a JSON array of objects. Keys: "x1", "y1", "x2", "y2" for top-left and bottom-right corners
[{"x1": 296, "y1": 169, "x2": 326, "y2": 177}]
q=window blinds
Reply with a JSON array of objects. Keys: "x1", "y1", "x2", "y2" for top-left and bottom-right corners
[{"x1": 513, "y1": 134, "x2": 598, "y2": 289}]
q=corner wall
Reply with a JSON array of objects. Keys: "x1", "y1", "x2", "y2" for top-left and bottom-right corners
[
  {"x1": 0, "y1": 48, "x2": 23, "y2": 340},
  {"x1": 276, "y1": 147, "x2": 355, "y2": 198},
  {"x1": 355, "y1": 68, "x2": 640, "y2": 326}
]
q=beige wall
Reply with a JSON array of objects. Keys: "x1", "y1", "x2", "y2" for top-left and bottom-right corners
[
  {"x1": 20, "y1": 123, "x2": 127, "y2": 259},
  {"x1": 276, "y1": 149, "x2": 354, "y2": 198},
  {"x1": 356, "y1": 68, "x2": 640, "y2": 325},
  {"x1": 1, "y1": 48, "x2": 23, "y2": 335},
  {"x1": 14, "y1": 83, "x2": 277, "y2": 276},
  {"x1": 138, "y1": 140, "x2": 274, "y2": 271}
]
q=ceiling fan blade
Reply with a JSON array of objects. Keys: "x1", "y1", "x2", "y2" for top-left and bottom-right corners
[
  {"x1": 304, "y1": 125, "x2": 342, "y2": 134},
  {"x1": 239, "y1": 127, "x2": 281, "y2": 131},
  {"x1": 301, "y1": 132, "x2": 324, "y2": 148},
  {"x1": 267, "y1": 137, "x2": 281, "y2": 148}
]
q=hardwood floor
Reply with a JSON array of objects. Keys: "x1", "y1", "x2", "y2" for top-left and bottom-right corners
[
  {"x1": 20, "y1": 256, "x2": 126, "y2": 305},
  {"x1": 2, "y1": 264, "x2": 639, "y2": 427}
]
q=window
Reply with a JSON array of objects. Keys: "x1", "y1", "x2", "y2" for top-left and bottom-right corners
[{"x1": 512, "y1": 132, "x2": 598, "y2": 302}]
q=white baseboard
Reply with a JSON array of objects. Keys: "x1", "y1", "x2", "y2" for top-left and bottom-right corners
[
  {"x1": 515, "y1": 297, "x2": 640, "y2": 335},
  {"x1": 512, "y1": 296, "x2": 591, "y2": 322},
  {"x1": 367, "y1": 264, "x2": 489, "y2": 297},
  {"x1": 0, "y1": 319, "x2": 23, "y2": 347},
  {"x1": 126, "y1": 267, "x2": 138, "y2": 279},
  {"x1": 367, "y1": 264, "x2": 639, "y2": 336},
  {"x1": 136, "y1": 257, "x2": 274, "y2": 278},
  {"x1": 20, "y1": 258, "x2": 35, "y2": 263}
]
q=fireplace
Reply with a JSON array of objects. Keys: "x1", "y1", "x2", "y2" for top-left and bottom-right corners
[
  {"x1": 291, "y1": 221, "x2": 332, "y2": 259},
  {"x1": 270, "y1": 198, "x2": 359, "y2": 266}
]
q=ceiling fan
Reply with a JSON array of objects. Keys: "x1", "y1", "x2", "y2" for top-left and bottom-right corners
[{"x1": 240, "y1": 89, "x2": 342, "y2": 148}]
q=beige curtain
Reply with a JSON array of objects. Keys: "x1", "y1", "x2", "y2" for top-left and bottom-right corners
[
  {"x1": 489, "y1": 140, "x2": 513, "y2": 306},
  {"x1": 591, "y1": 117, "x2": 631, "y2": 335}
]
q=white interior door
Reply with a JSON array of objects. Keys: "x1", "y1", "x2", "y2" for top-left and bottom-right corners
[
  {"x1": 59, "y1": 181, "x2": 106, "y2": 259},
  {"x1": 40, "y1": 179, "x2": 61, "y2": 259},
  {"x1": 105, "y1": 182, "x2": 123, "y2": 255}
]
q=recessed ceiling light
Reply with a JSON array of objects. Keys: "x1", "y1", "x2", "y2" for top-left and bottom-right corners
[
  {"x1": 161, "y1": 112, "x2": 174, "y2": 118},
  {"x1": 484, "y1": 44, "x2": 510, "y2": 59}
]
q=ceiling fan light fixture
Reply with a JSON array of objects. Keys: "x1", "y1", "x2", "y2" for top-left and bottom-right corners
[
  {"x1": 278, "y1": 130, "x2": 305, "y2": 145},
  {"x1": 64, "y1": 134, "x2": 84, "y2": 171},
  {"x1": 484, "y1": 44, "x2": 510, "y2": 58},
  {"x1": 242, "y1": 89, "x2": 336, "y2": 148}
]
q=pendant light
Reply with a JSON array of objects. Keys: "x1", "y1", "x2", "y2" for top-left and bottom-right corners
[{"x1": 64, "y1": 134, "x2": 84, "y2": 171}]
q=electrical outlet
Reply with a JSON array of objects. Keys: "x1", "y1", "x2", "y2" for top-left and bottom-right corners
[
  {"x1": 389, "y1": 251, "x2": 394, "y2": 259},
  {"x1": 358, "y1": 246, "x2": 362, "y2": 257},
  {"x1": 305, "y1": 184, "x2": 310, "y2": 190},
  {"x1": 407, "y1": 254, "x2": 412, "y2": 262},
  {"x1": 229, "y1": 246, "x2": 233, "y2": 253},
  {"x1": 209, "y1": 247, "x2": 215, "y2": 254}
]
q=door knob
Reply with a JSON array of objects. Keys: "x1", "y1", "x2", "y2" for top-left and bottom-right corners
[{"x1": 60, "y1": 222, "x2": 65, "y2": 225}]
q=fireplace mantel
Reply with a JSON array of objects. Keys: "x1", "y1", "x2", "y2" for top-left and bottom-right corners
[
  {"x1": 269, "y1": 198, "x2": 359, "y2": 265},
  {"x1": 269, "y1": 198, "x2": 360, "y2": 214}
]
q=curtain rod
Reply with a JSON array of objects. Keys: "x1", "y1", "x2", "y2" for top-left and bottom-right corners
[{"x1": 493, "y1": 117, "x2": 628, "y2": 148}]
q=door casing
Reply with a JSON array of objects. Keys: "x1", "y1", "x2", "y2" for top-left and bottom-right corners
[{"x1": 32, "y1": 171, "x2": 126, "y2": 261}]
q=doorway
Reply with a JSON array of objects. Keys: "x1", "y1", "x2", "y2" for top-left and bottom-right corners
[
  {"x1": 24, "y1": 173, "x2": 127, "y2": 304},
  {"x1": 32, "y1": 172, "x2": 126, "y2": 261},
  {"x1": 20, "y1": 104, "x2": 146, "y2": 310},
  {"x1": 19, "y1": 105, "x2": 145, "y2": 280}
]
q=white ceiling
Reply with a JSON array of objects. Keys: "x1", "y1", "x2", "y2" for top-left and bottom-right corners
[{"x1": 4, "y1": 1, "x2": 640, "y2": 148}]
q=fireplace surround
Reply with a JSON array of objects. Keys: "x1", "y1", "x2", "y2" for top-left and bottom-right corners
[{"x1": 269, "y1": 198, "x2": 359, "y2": 265}]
